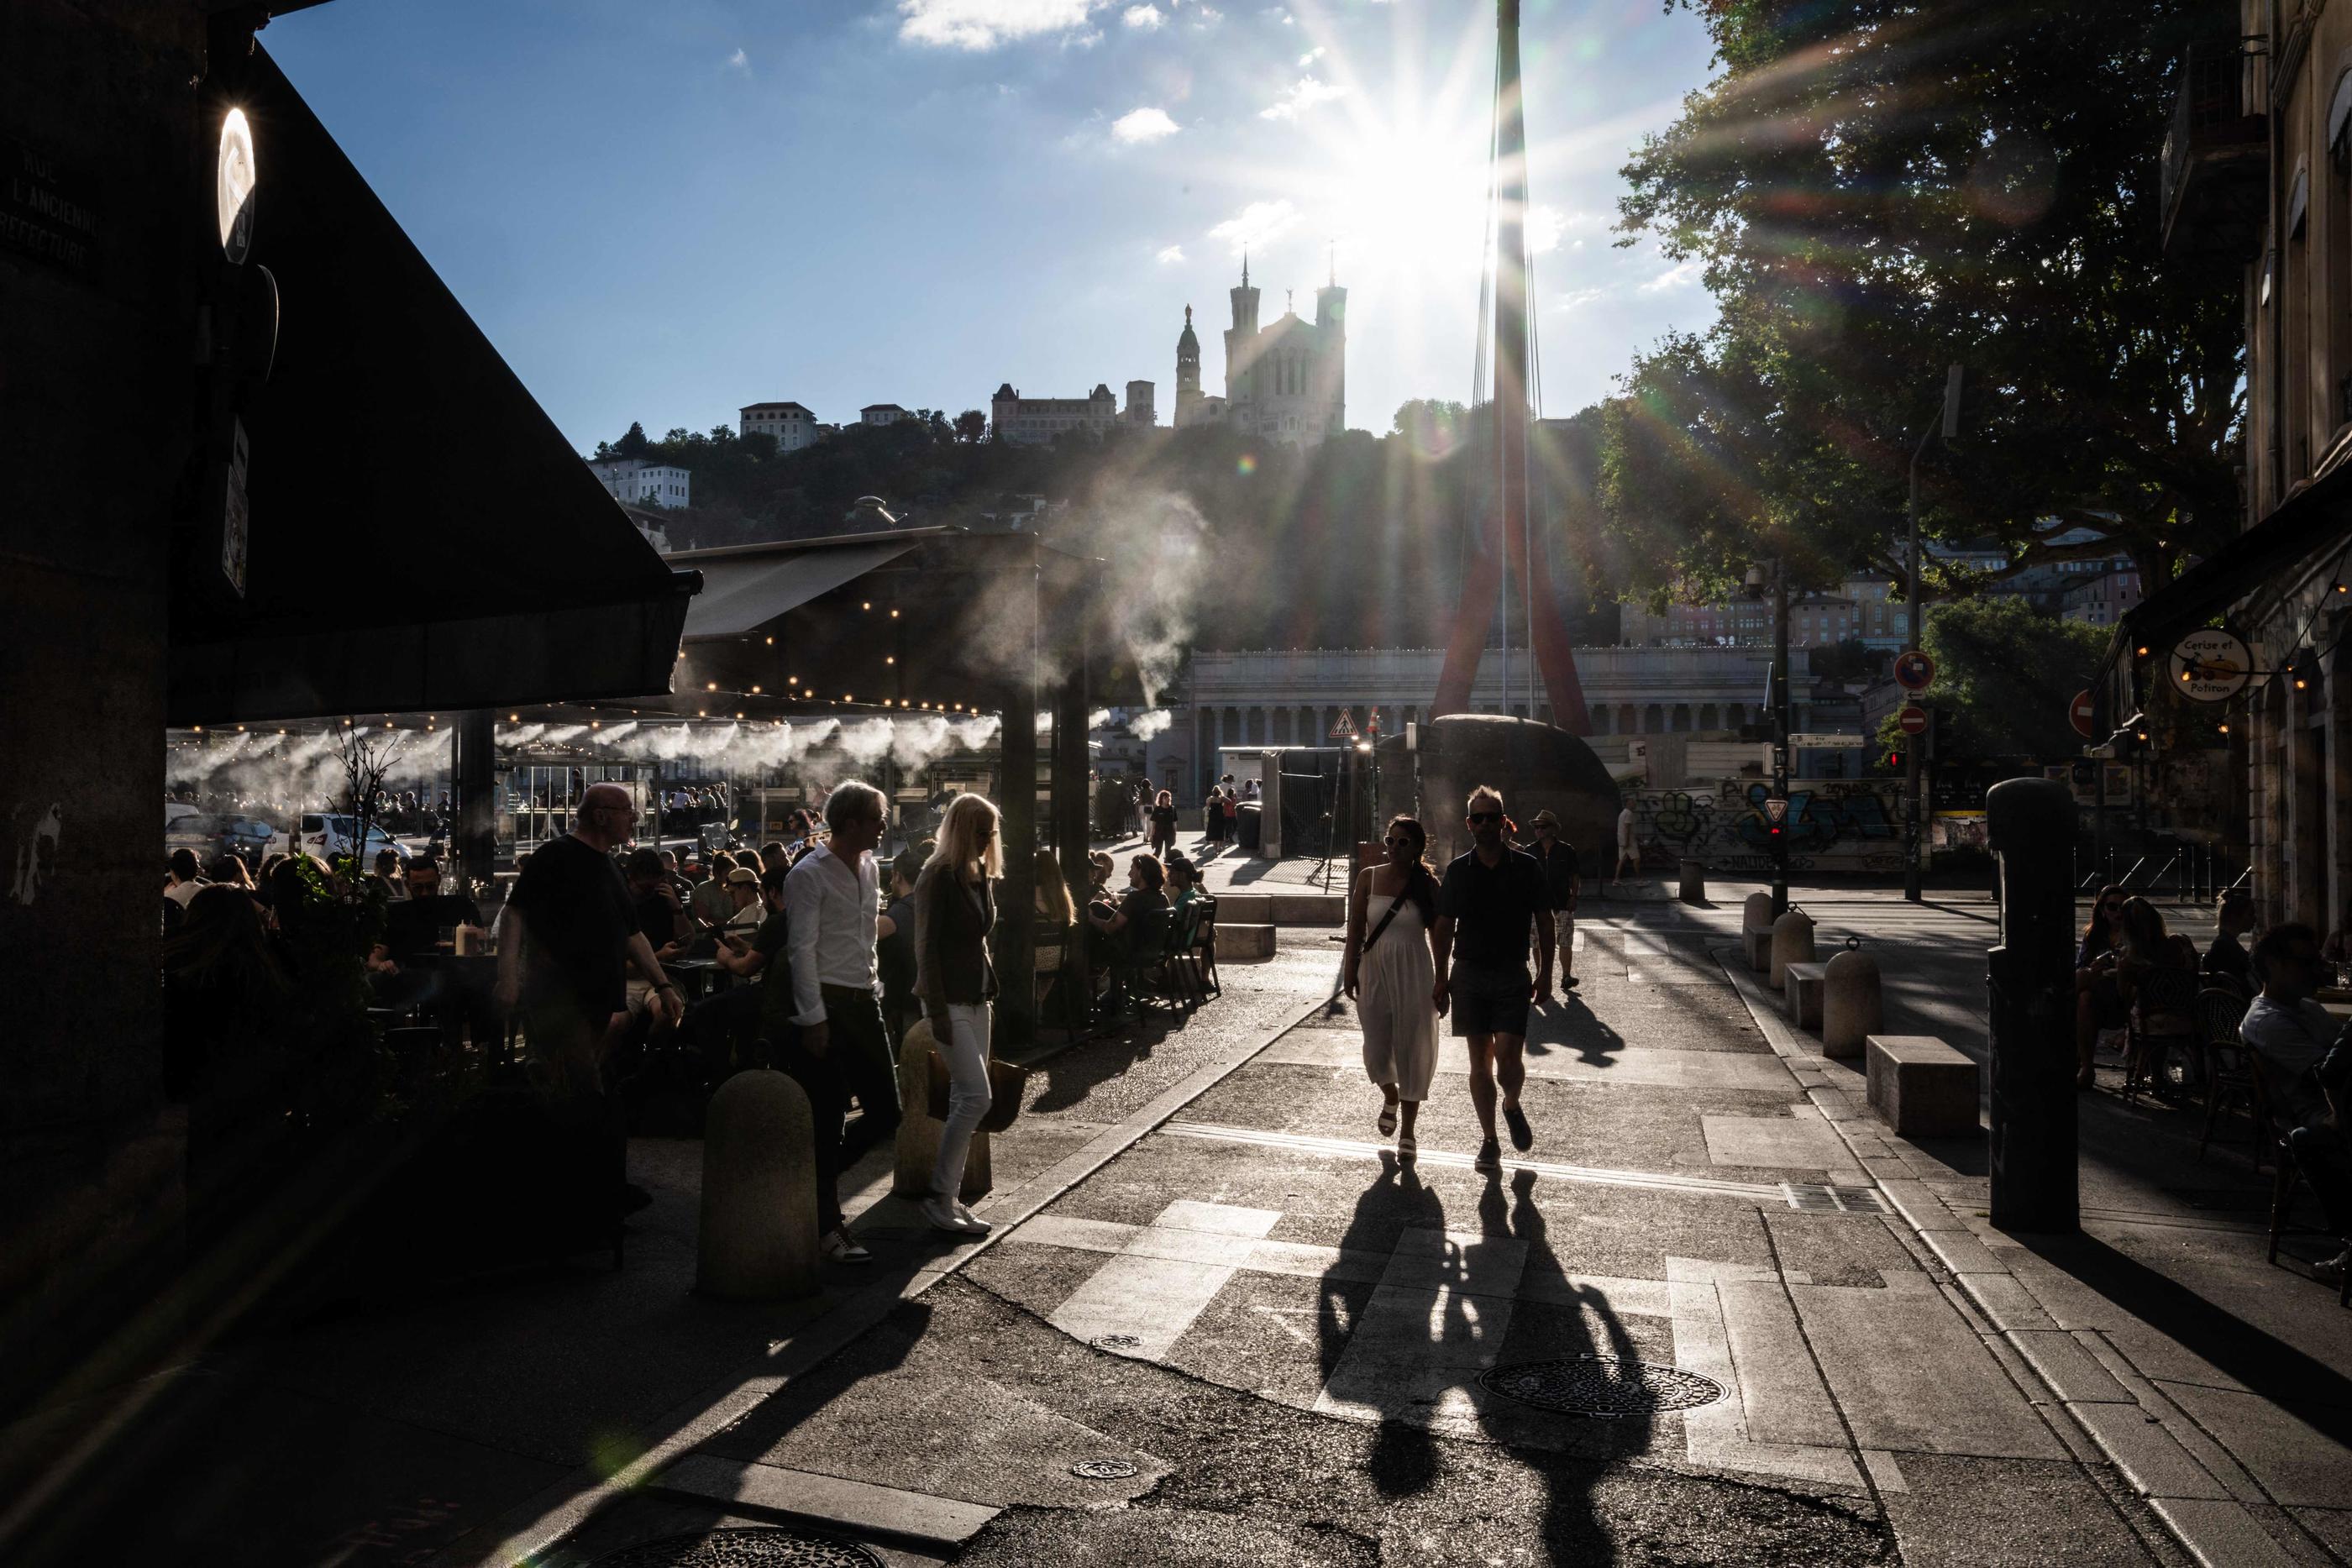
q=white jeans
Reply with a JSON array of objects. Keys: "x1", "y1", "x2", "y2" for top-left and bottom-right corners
[{"x1": 932, "y1": 1001, "x2": 994, "y2": 1200}]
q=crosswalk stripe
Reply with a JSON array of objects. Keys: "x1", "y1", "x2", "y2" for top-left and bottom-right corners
[{"x1": 1158, "y1": 1120, "x2": 1787, "y2": 1202}]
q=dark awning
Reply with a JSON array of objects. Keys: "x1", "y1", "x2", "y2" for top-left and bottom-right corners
[
  {"x1": 166, "y1": 42, "x2": 696, "y2": 725},
  {"x1": 2108, "y1": 461, "x2": 2352, "y2": 669}
]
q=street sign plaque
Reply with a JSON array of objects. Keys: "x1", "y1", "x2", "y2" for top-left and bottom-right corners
[
  {"x1": 2169, "y1": 628, "x2": 2252, "y2": 703},
  {"x1": 2069, "y1": 689, "x2": 2097, "y2": 739},
  {"x1": 1894, "y1": 649, "x2": 1935, "y2": 692},
  {"x1": 1788, "y1": 732, "x2": 1866, "y2": 748},
  {"x1": 1898, "y1": 705, "x2": 1929, "y2": 736}
]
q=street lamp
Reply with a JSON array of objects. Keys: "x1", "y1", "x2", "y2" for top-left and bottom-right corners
[
  {"x1": 1904, "y1": 364, "x2": 1965, "y2": 902},
  {"x1": 1744, "y1": 557, "x2": 1792, "y2": 916}
]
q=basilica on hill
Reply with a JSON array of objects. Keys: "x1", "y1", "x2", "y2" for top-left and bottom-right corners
[{"x1": 1173, "y1": 255, "x2": 1347, "y2": 448}]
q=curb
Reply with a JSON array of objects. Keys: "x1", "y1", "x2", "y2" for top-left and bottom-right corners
[{"x1": 1714, "y1": 947, "x2": 2302, "y2": 1568}]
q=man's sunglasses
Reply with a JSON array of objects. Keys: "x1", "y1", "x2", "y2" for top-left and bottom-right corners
[{"x1": 1467, "y1": 811, "x2": 1503, "y2": 825}]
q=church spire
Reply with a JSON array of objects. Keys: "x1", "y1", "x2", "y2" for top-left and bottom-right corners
[{"x1": 1242, "y1": 248, "x2": 1249, "y2": 288}]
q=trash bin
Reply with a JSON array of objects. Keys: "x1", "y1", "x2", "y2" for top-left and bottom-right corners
[{"x1": 1236, "y1": 802, "x2": 1263, "y2": 852}]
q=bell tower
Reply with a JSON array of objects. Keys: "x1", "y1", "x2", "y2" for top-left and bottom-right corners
[{"x1": 1174, "y1": 304, "x2": 1201, "y2": 427}]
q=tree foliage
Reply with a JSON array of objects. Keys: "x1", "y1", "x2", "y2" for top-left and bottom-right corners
[
  {"x1": 1876, "y1": 596, "x2": 2108, "y2": 762},
  {"x1": 1602, "y1": 0, "x2": 2242, "y2": 600}
]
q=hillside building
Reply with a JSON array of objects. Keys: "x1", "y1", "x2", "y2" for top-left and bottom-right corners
[
  {"x1": 860, "y1": 404, "x2": 911, "y2": 427},
  {"x1": 586, "y1": 457, "x2": 690, "y2": 509},
  {"x1": 1173, "y1": 258, "x2": 1347, "y2": 447},
  {"x1": 739, "y1": 401, "x2": 818, "y2": 451},
  {"x1": 990, "y1": 382, "x2": 1120, "y2": 444}
]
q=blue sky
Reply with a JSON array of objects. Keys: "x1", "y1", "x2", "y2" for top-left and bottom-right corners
[{"x1": 266, "y1": 0, "x2": 1719, "y2": 454}]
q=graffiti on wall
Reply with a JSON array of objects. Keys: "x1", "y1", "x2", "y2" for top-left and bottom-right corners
[{"x1": 1623, "y1": 779, "x2": 1904, "y2": 874}]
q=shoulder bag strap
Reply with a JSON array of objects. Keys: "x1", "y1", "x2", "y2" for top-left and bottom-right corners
[{"x1": 1362, "y1": 887, "x2": 1412, "y2": 950}]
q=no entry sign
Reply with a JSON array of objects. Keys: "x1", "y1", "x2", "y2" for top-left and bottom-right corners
[
  {"x1": 1893, "y1": 648, "x2": 1935, "y2": 692},
  {"x1": 2069, "y1": 689, "x2": 2097, "y2": 739},
  {"x1": 1898, "y1": 705, "x2": 1929, "y2": 737}
]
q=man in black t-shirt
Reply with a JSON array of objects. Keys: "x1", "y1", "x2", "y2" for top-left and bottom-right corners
[
  {"x1": 496, "y1": 784, "x2": 681, "y2": 1211},
  {"x1": 1526, "y1": 810, "x2": 1581, "y2": 997},
  {"x1": 1432, "y1": 785, "x2": 1554, "y2": 1172}
]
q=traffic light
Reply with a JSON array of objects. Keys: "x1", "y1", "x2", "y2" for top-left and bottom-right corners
[{"x1": 1882, "y1": 747, "x2": 1904, "y2": 772}]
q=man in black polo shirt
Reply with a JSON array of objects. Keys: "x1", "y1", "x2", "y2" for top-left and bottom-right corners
[{"x1": 1432, "y1": 785, "x2": 1554, "y2": 1172}]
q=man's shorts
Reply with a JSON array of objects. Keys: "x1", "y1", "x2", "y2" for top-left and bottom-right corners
[{"x1": 1451, "y1": 964, "x2": 1530, "y2": 1039}]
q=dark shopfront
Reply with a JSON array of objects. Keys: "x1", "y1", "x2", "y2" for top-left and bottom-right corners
[{"x1": 0, "y1": 0, "x2": 695, "y2": 1493}]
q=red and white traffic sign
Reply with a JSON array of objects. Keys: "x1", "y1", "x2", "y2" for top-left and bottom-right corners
[
  {"x1": 1893, "y1": 648, "x2": 1935, "y2": 692},
  {"x1": 2069, "y1": 690, "x2": 2097, "y2": 739},
  {"x1": 1898, "y1": 705, "x2": 1929, "y2": 737}
]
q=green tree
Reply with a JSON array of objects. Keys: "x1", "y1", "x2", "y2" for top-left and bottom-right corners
[
  {"x1": 613, "y1": 421, "x2": 648, "y2": 459},
  {"x1": 1875, "y1": 597, "x2": 2107, "y2": 762},
  {"x1": 1607, "y1": 1, "x2": 2240, "y2": 595},
  {"x1": 953, "y1": 409, "x2": 987, "y2": 443}
]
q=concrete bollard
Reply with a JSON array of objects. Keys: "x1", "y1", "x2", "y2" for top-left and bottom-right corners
[
  {"x1": 696, "y1": 1068, "x2": 819, "y2": 1301},
  {"x1": 1741, "y1": 893, "x2": 1775, "y2": 972},
  {"x1": 1769, "y1": 910, "x2": 1816, "y2": 992},
  {"x1": 1821, "y1": 949, "x2": 1883, "y2": 1060},
  {"x1": 892, "y1": 1020, "x2": 991, "y2": 1203},
  {"x1": 1679, "y1": 858, "x2": 1707, "y2": 905}
]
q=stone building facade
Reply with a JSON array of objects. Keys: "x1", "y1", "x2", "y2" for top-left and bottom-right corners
[{"x1": 1171, "y1": 259, "x2": 1346, "y2": 446}]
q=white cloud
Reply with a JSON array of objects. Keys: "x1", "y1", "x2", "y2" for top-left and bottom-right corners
[
  {"x1": 1190, "y1": 3, "x2": 1222, "y2": 22},
  {"x1": 1525, "y1": 205, "x2": 1566, "y2": 255},
  {"x1": 1112, "y1": 106, "x2": 1180, "y2": 144},
  {"x1": 1555, "y1": 286, "x2": 1607, "y2": 312},
  {"x1": 899, "y1": 0, "x2": 1100, "y2": 50},
  {"x1": 725, "y1": 45, "x2": 750, "y2": 72},
  {"x1": 1639, "y1": 259, "x2": 1702, "y2": 293},
  {"x1": 1123, "y1": 3, "x2": 1164, "y2": 27},
  {"x1": 1157, "y1": 244, "x2": 1187, "y2": 265},
  {"x1": 1208, "y1": 197, "x2": 1299, "y2": 254},
  {"x1": 1260, "y1": 76, "x2": 1344, "y2": 120},
  {"x1": 1297, "y1": 45, "x2": 1323, "y2": 66}
]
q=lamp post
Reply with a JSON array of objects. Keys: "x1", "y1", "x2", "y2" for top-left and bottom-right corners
[
  {"x1": 1746, "y1": 559, "x2": 1792, "y2": 916},
  {"x1": 1904, "y1": 364, "x2": 1964, "y2": 903}
]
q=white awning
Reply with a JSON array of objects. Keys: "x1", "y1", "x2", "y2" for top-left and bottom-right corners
[{"x1": 678, "y1": 539, "x2": 916, "y2": 642}]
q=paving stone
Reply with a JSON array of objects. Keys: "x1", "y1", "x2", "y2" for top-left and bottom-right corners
[
  {"x1": 2067, "y1": 1400, "x2": 2229, "y2": 1500},
  {"x1": 655, "y1": 1455, "x2": 1002, "y2": 1547},
  {"x1": 2147, "y1": 1497, "x2": 2299, "y2": 1566},
  {"x1": 1877, "y1": 1453, "x2": 2162, "y2": 1567},
  {"x1": 2155, "y1": 1380, "x2": 2352, "y2": 1509},
  {"x1": 1717, "y1": 1278, "x2": 1849, "y2": 1448},
  {"x1": 2004, "y1": 1329, "x2": 2133, "y2": 1403},
  {"x1": 1959, "y1": 1272, "x2": 2059, "y2": 1332},
  {"x1": 1793, "y1": 1285, "x2": 2066, "y2": 1459}
]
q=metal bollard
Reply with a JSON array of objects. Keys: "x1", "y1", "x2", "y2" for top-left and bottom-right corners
[
  {"x1": 1769, "y1": 909, "x2": 1816, "y2": 992},
  {"x1": 696, "y1": 1068, "x2": 819, "y2": 1300},
  {"x1": 893, "y1": 1019, "x2": 992, "y2": 1203},
  {"x1": 1985, "y1": 778, "x2": 2078, "y2": 1234},
  {"x1": 1679, "y1": 858, "x2": 1707, "y2": 905}
]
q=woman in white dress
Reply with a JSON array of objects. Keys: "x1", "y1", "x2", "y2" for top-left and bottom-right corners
[{"x1": 1343, "y1": 815, "x2": 1442, "y2": 1156}]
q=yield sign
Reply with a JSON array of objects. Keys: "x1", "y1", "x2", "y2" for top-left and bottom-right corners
[{"x1": 2069, "y1": 690, "x2": 2097, "y2": 740}]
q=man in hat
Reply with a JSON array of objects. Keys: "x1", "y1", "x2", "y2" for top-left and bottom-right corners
[{"x1": 1526, "y1": 810, "x2": 1580, "y2": 996}]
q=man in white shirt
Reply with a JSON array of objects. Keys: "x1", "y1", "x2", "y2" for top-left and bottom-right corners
[
  {"x1": 780, "y1": 779, "x2": 900, "y2": 1263},
  {"x1": 165, "y1": 848, "x2": 206, "y2": 909}
]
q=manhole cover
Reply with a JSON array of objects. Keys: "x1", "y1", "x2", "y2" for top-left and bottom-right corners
[
  {"x1": 591, "y1": 1527, "x2": 882, "y2": 1567},
  {"x1": 1093, "y1": 1333, "x2": 1142, "y2": 1350},
  {"x1": 1478, "y1": 1356, "x2": 1726, "y2": 1418},
  {"x1": 1782, "y1": 1183, "x2": 1889, "y2": 1214},
  {"x1": 1070, "y1": 1456, "x2": 1139, "y2": 1479}
]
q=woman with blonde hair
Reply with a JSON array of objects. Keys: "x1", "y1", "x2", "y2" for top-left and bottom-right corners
[
  {"x1": 1033, "y1": 847, "x2": 1077, "y2": 926},
  {"x1": 913, "y1": 792, "x2": 1001, "y2": 1235}
]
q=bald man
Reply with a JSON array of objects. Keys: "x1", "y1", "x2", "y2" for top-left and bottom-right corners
[{"x1": 496, "y1": 782, "x2": 680, "y2": 1214}]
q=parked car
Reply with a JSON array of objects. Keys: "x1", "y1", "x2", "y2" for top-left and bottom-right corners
[
  {"x1": 219, "y1": 815, "x2": 284, "y2": 863},
  {"x1": 164, "y1": 813, "x2": 223, "y2": 858},
  {"x1": 163, "y1": 812, "x2": 286, "y2": 868},
  {"x1": 296, "y1": 814, "x2": 407, "y2": 865}
]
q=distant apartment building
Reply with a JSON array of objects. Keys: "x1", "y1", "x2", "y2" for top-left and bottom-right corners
[
  {"x1": 1125, "y1": 380, "x2": 1157, "y2": 427},
  {"x1": 587, "y1": 457, "x2": 690, "y2": 508},
  {"x1": 860, "y1": 404, "x2": 911, "y2": 427},
  {"x1": 2062, "y1": 568, "x2": 2143, "y2": 627},
  {"x1": 739, "y1": 401, "x2": 818, "y2": 451},
  {"x1": 1620, "y1": 580, "x2": 1898, "y2": 648},
  {"x1": 990, "y1": 382, "x2": 1121, "y2": 443}
]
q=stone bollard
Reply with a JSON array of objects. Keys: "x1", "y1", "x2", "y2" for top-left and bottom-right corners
[
  {"x1": 696, "y1": 1068, "x2": 818, "y2": 1301},
  {"x1": 892, "y1": 1019, "x2": 992, "y2": 1203},
  {"x1": 1821, "y1": 949, "x2": 1883, "y2": 1060},
  {"x1": 1769, "y1": 910, "x2": 1816, "y2": 992},
  {"x1": 1679, "y1": 858, "x2": 1707, "y2": 905},
  {"x1": 1741, "y1": 892, "x2": 1775, "y2": 972}
]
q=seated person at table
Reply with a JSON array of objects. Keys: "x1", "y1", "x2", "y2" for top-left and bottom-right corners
[
  {"x1": 685, "y1": 868, "x2": 790, "y2": 1078},
  {"x1": 690, "y1": 852, "x2": 739, "y2": 925},
  {"x1": 381, "y1": 857, "x2": 484, "y2": 960},
  {"x1": 720, "y1": 866, "x2": 765, "y2": 936},
  {"x1": 1167, "y1": 854, "x2": 1200, "y2": 915},
  {"x1": 1034, "y1": 847, "x2": 1077, "y2": 926},
  {"x1": 370, "y1": 847, "x2": 407, "y2": 903},
  {"x1": 2241, "y1": 924, "x2": 2352, "y2": 1282},
  {"x1": 1088, "y1": 853, "x2": 1171, "y2": 1012},
  {"x1": 623, "y1": 848, "x2": 687, "y2": 1031},
  {"x1": 2205, "y1": 889, "x2": 2255, "y2": 994}
]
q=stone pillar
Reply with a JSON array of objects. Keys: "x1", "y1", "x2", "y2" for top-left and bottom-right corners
[
  {"x1": 1822, "y1": 950, "x2": 1882, "y2": 1059},
  {"x1": 1052, "y1": 667, "x2": 1093, "y2": 1016},
  {"x1": 997, "y1": 590, "x2": 1039, "y2": 1048},
  {"x1": 894, "y1": 1020, "x2": 991, "y2": 1202},
  {"x1": 1769, "y1": 909, "x2": 1816, "y2": 991},
  {"x1": 696, "y1": 1069, "x2": 818, "y2": 1300},
  {"x1": 453, "y1": 710, "x2": 498, "y2": 895}
]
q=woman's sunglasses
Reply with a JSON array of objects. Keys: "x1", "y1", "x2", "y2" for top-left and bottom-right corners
[{"x1": 1383, "y1": 834, "x2": 1415, "y2": 847}]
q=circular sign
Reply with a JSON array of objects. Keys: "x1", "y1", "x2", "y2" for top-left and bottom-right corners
[
  {"x1": 2069, "y1": 689, "x2": 2097, "y2": 739},
  {"x1": 2169, "y1": 628, "x2": 2251, "y2": 703},
  {"x1": 217, "y1": 108, "x2": 257, "y2": 264},
  {"x1": 1898, "y1": 705, "x2": 1929, "y2": 736},
  {"x1": 1893, "y1": 648, "x2": 1935, "y2": 692}
]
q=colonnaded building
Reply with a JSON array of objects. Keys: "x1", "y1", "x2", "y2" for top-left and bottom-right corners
[{"x1": 1128, "y1": 645, "x2": 1848, "y2": 802}]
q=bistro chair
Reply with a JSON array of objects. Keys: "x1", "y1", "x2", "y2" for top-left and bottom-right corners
[
  {"x1": 2122, "y1": 966, "x2": 2201, "y2": 1104},
  {"x1": 2250, "y1": 1051, "x2": 2350, "y2": 1303},
  {"x1": 1190, "y1": 894, "x2": 1222, "y2": 998},
  {"x1": 2194, "y1": 987, "x2": 2257, "y2": 1164}
]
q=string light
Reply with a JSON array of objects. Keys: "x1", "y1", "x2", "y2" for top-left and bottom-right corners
[
  {"x1": 765, "y1": 635, "x2": 774, "y2": 645},
  {"x1": 885, "y1": 656, "x2": 895, "y2": 665},
  {"x1": 890, "y1": 608, "x2": 900, "y2": 618}
]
